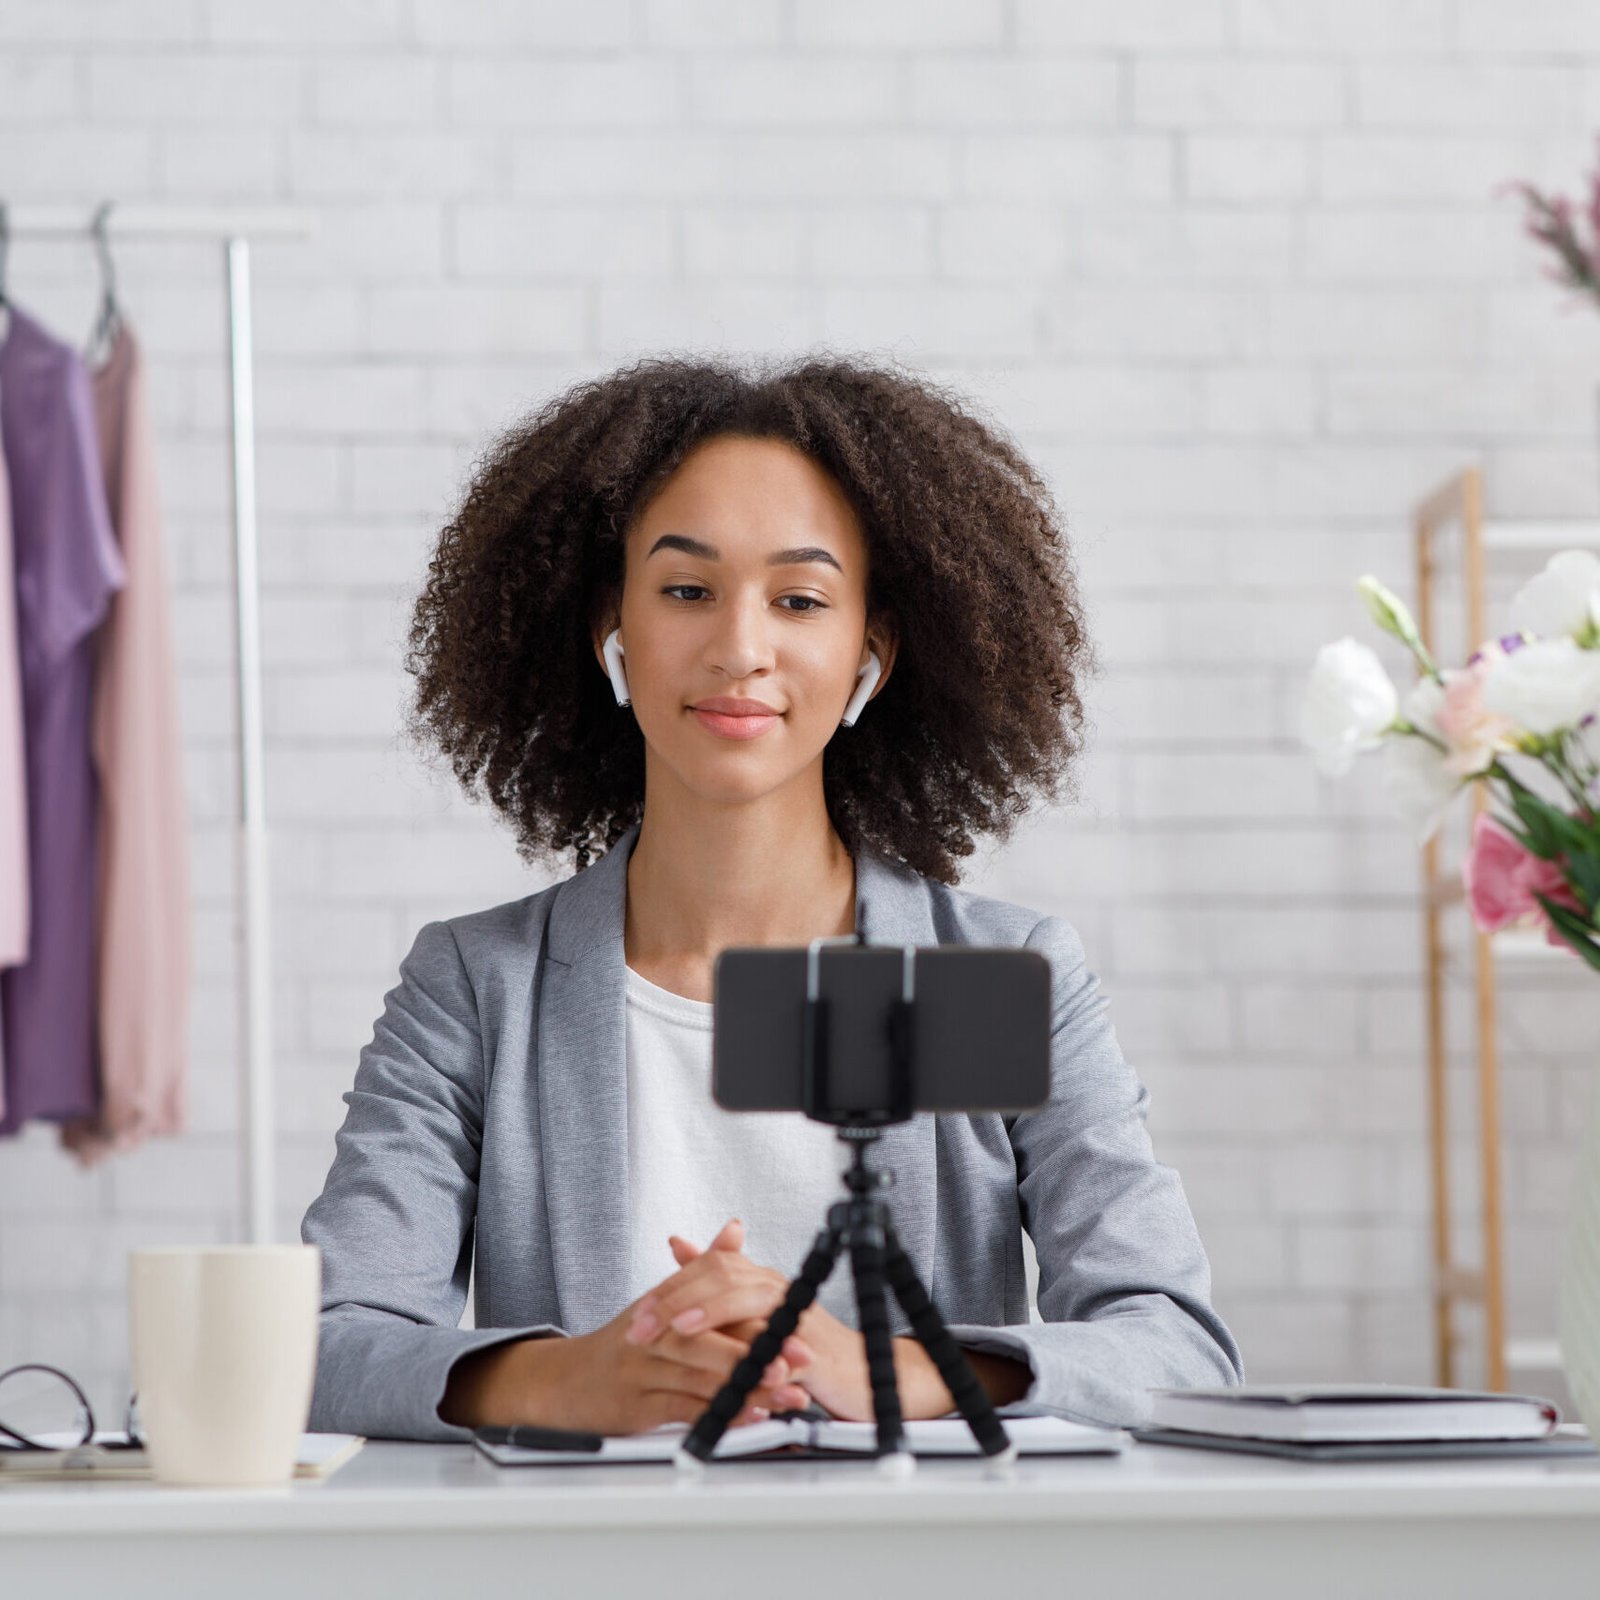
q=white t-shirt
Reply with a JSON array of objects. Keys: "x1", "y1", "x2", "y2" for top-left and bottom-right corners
[{"x1": 623, "y1": 963, "x2": 862, "y2": 1330}]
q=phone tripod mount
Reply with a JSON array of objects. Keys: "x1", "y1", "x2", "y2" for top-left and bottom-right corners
[{"x1": 675, "y1": 936, "x2": 1019, "y2": 1474}]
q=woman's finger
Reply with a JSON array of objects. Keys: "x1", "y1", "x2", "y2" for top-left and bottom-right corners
[
  {"x1": 636, "y1": 1281, "x2": 783, "y2": 1344},
  {"x1": 726, "y1": 1318, "x2": 814, "y2": 1373},
  {"x1": 635, "y1": 1240, "x2": 737, "y2": 1312},
  {"x1": 632, "y1": 1253, "x2": 781, "y2": 1339},
  {"x1": 641, "y1": 1222, "x2": 758, "y2": 1328},
  {"x1": 665, "y1": 1287, "x2": 765, "y2": 1334},
  {"x1": 654, "y1": 1326, "x2": 757, "y2": 1378},
  {"x1": 648, "y1": 1355, "x2": 794, "y2": 1412},
  {"x1": 628, "y1": 1255, "x2": 743, "y2": 1342},
  {"x1": 640, "y1": 1390, "x2": 710, "y2": 1431},
  {"x1": 630, "y1": 1259, "x2": 710, "y2": 1329},
  {"x1": 667, "y1": 1217, "x2": 742, "y2": 1264},
  {"x1": 649, "y1": 1330, "x2": 801, "y2": 1406},
  {"x1": 653, "y1": 1325, "x2": 814, "y2": 1415}
]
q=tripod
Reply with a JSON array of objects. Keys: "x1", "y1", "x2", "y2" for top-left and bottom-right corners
[{"x1": 674, "y1": 1125, "x2": 1017, "y2": 1472}]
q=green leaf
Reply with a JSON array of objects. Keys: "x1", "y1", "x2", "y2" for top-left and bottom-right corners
[
  {"x1": 1506, "y1": 788, "x2": 1568, "y2": 860},
  {"x1": 1562, "y1": 852, "x2": 1600, "y2": 914},
  {"x1": 1541, "y1": 803, "x2": 1600, "y2": 863},
  {"x1": 1514, "y1": 797, "x2": 1600, "y2": 911},
  {"x1": 1535, "y1": 896, "x2": 1600, "y2": 974},
  {"x1": 1486, "y1": 806, "x2": 1541, "y2": 859}
]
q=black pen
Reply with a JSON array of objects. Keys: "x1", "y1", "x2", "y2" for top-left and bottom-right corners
[{"x1": 476, "y1": 1424, "x2": 606, "y2": 1453}]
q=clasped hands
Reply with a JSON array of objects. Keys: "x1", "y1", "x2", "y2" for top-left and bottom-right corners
[{"x1": 626, "y1": 1216, "x2": 950, "y2": 1425}]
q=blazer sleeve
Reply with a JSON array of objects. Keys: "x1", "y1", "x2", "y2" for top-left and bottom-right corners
[
  {"x1": 300, "y1": 918, "x2": 566, "y2": 1443},
  {"x1": 942, "y1": 912, "x2": 1245, "y2": 1428}
]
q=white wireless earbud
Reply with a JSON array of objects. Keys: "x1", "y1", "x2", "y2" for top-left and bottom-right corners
[
  {"x1": 602, "y1": 627, "x2": 631, "y2": 707},
  {"x1": 840, "y1": 651, "x2": 882, "y2": 728}
]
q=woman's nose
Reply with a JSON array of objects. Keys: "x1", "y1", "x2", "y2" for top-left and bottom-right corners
[{"x1": 706, "y1": 599, "x2": 777, "y2": 677}]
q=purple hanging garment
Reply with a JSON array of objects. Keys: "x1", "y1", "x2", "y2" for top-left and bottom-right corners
[{"x1": 0, "y1": 306, "x2": 127, "y2": 1137}]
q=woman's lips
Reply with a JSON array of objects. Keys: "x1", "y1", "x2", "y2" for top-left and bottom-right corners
[{"x1": 690, "y1": 707, "x2": 781, "y2": 741}]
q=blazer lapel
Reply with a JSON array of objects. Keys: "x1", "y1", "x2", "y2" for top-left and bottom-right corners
[
  {"x1": 537, "y1": 821, "x2": 943, "y2": 1335},
  {"x1": 538, "y1": 822, "x2": 639, "y2": 1335}
]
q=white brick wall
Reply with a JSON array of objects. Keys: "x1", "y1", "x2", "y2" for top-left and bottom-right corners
[{"x1": 2, "y1": 0, "x2": 1598, "y2": 1426}]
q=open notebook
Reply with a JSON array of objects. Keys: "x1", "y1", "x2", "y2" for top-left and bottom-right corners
[{"x1": 474, "y1": 1414, "x2": 1126, "y2": 1466}]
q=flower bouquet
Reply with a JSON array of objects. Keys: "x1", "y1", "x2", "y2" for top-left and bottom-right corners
[
  {"x1": 1300, "y1": 550, "x2": 1600, "y2": 966},
  {"x1": 1496, "y1": 136, "x2": 1600, "y2": 313},
  {"x1": 1495, "y1": 138, "x2": 1600, "y2": 496},
  {"x1": 1300, "y1": 549, "x2": 1600, "y2": 1430}
]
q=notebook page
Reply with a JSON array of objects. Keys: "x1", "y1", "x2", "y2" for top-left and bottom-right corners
[
  {"x1": 475, "y1": 1416, "x2": 809, "y2": 1464},
  {"x1": 812, "y1": 1416, "x2": 1127, "y2": 1455}
]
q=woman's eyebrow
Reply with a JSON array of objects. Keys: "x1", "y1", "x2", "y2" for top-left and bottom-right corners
[{"x1": 645, "y1": 532, "x2": 843, "y2": 573}]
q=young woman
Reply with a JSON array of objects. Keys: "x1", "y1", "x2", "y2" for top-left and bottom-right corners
[{"x1": 300, "y1": 355, "x2": 1243, "y2": 1442}]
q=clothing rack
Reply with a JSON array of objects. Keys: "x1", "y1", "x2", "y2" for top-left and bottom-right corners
[{"x1": 3, "y1": 203, "x2": 315, "y2": 1245}]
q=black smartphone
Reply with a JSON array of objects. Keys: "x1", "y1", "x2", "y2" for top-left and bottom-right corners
[{"x1": 711, "y1": 944, "x2": 1051, "y2": 1115}]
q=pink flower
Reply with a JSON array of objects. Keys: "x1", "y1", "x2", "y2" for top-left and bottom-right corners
[
  {"x1": 1434, "y1": 643, "x2": 1518, "y2": 777},
  {"x1": 1462, "y1": 813, "x2": 1584, "y2": 947}
]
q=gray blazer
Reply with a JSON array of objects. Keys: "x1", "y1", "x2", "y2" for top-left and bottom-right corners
[{"x1": 301, "y1": 820, "x2": 1244, "y2": 1442}]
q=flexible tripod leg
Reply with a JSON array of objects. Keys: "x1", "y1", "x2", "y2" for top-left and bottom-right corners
[
  {"x1": 848, "y1": 1213, "x2": 909, "y2": 1463},
  {"x1": 880, "y1": 1218, "x2": 1015, "y2": 1460},
  {"x1": 677, "y1": 1221, "x2": 843, "y2": 1466}
]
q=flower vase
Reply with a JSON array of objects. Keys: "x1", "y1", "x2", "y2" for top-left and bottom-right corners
[{"x1": 1558, "y1": 1060, "x2": 1600, "y2": 1440}]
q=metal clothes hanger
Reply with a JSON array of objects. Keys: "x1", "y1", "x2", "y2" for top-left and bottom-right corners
[{"x1": 87, "y1": 199, "x2": 122, "y2": 365}]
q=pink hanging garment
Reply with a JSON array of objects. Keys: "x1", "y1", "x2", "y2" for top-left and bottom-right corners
[
  {"x1": 59, "y1": 322, "x2": 192, "y2": 1167},
  {"x1": 0, "y1": 376, "x2": 29, "y2": 1119}
]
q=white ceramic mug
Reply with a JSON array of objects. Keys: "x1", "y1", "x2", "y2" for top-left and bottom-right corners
[{"x1": 128, "y1": 1244, "x2": 321, "y2": 1487}]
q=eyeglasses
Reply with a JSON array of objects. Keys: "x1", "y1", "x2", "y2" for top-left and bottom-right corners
[{"x1": 0, "y1": 1363, "x2": 145, "y2": 1452}]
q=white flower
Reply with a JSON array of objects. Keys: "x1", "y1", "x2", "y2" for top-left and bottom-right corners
[
  {"x1": 1481, "y1": 637, "x2": 1600, "y2": 737},
  {"x1": 1381, "y1": 731, "x2": 1462, "y2": 844},
  {"x1": 1357, "y1": 575, "x2": 1427, "y2": 656},
  {"x1": 1299, "y1": 638, "x2": 1399, "y2": 776},
  {"x1": 1509, "y1": 550, "x2": 1600, "y2": 640},
  {"x1": 1401, "y1": 674, "x2": 1445, "y2": 736}
]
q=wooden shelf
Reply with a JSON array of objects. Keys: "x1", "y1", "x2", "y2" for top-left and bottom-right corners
[
  {"x1": 1480, "y1": 519, "x2": 1600, "y2": 553},
  {"x1": 1489, "y1": 927, "x2": 1571, "y2": 961},
  {"x1": 1439, "y1": 922, "x2": 1574, "y2": 965},
  {"x1": 1506, "y1": 1337, "x2": 1564, "y2": 1371}
]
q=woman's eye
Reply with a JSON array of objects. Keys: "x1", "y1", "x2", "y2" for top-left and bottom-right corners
[{"x1": 661, "y1": 586, "x2": 826, "y2": 614}]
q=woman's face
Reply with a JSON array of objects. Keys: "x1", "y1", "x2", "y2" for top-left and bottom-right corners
[{"x1": 595, "y1": 434, "x2": 894, "y2": 807}]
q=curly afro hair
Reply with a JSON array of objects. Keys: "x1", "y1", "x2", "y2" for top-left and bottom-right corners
[{"x1": 404, "y1": 352, "x2": 1096, "y2": 885}]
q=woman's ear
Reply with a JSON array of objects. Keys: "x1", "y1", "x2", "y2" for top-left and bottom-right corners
[
  {"x1": 865, "y1": 621, "x2": 898, "y2": 697},
  {"x1": 590, "y1": 595, "x2": 620, "y2": 671}
]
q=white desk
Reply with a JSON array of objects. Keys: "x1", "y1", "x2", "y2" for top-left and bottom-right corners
[{"x1": 4, "y1": 1438, "x2": 1599, "y2": 1599}]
